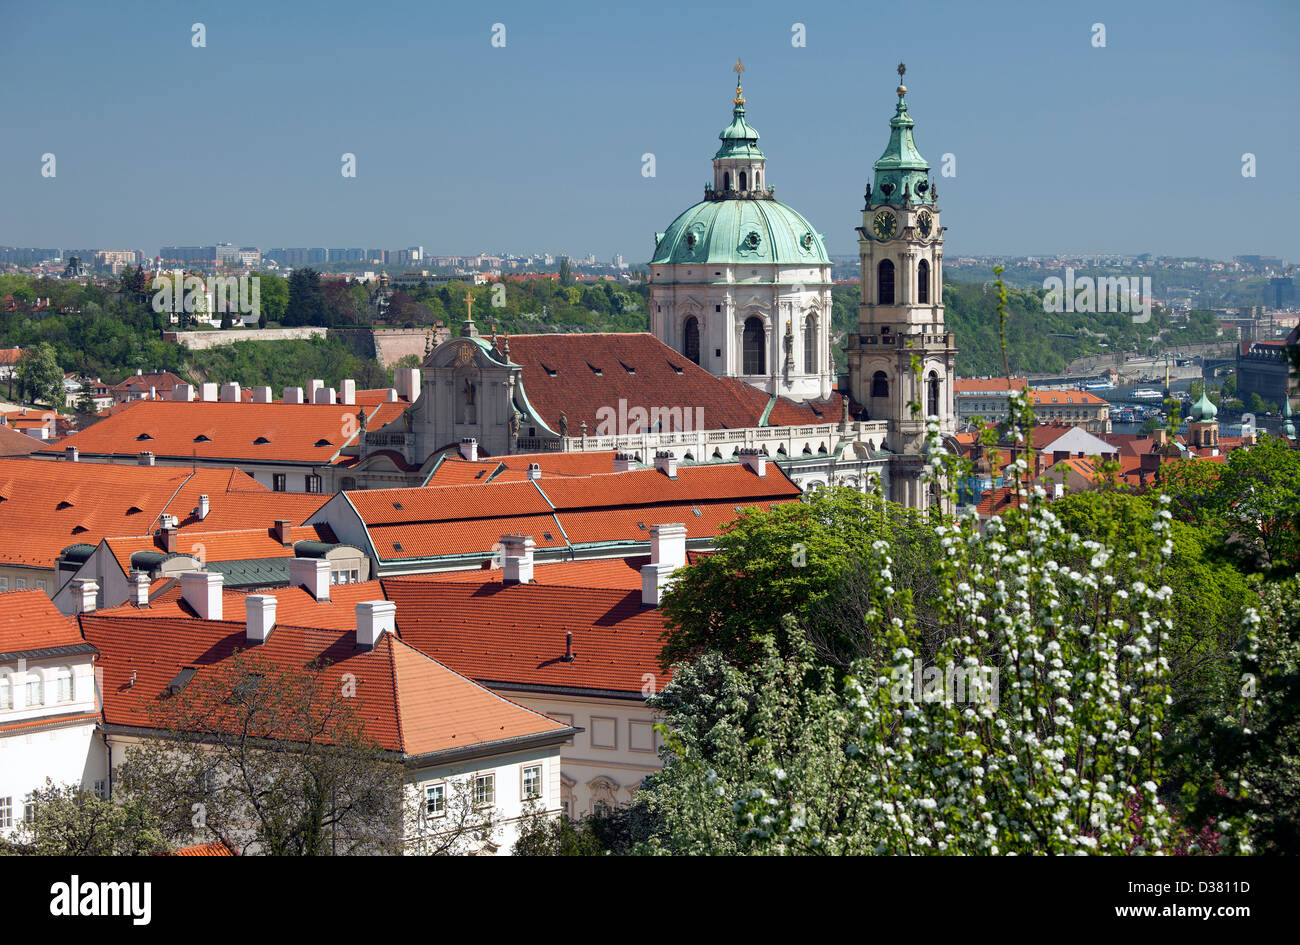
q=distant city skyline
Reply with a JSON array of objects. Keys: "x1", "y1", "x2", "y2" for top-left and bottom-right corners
[{"x1": 1, "y1": 0, "x2": 1296, "y2": 263}]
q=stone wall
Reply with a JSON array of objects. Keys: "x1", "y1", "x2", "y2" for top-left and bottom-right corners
[{"x1": 163, "y1": 327, "x2": 328, "y2": 350}]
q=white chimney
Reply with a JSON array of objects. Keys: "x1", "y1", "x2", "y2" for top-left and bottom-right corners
[
  {"x1": 394, "y1": 368, "x2": 421, "y2": 402},
  {"x1": 307, "y1": 379, "x2": 324, "y2": 402},
  {"x1": 73, "y1": 579, "x2": 98, "y2": 615},
  {"x1": 180, "y1": 571, "x2": 223, "y2": 620},
  {"x1": 384, "y1": 388, "x2": 398, "y2": 402},
  {"x1": 246, "y1": 594, "x2": 276, "y2": 644},
  {"x1": 172, "y1": 383, "x2": 194, "y2": 401},
  {"x1": 341, "y1": 379, "x2": 356, "y2": 405},
  {"x1": 148, "y1": 386, "x2": 157, "y2": 400},
  {"x1": 313, "y1": 387, "x2": 336, "y2": 405},
  {"x1": 641, "y1": 523, "x2": 687, "y2": 607},
  {"x1": 198, "y1": 494, "x2": 210, "y2": 520},
  {"x1": 526, "y1": 463, "x2": 541, "y2": 481},
  {"x1": 613, "y1": 452, "x2": 633, "y2": 473},
  {"x1": 219, "y1": 382, "x2": 241, "y2": 403},
  {"x1": 654, "y1": 450, "x2": 677, "y2": 479},
  {"x1": 739, "y1": 448, "x2": 766, "y2": 478},
  {"x1": 251, "y1": 386, "x2": 272, "y2": 403},
  {"x1": 200, "y1": 382, "x2": 218, "y2": 402},
  {"x1": 460, "y1": 438, "x2": 478, "y2": 461},
  {"x1": 283, "y1": 386, "x2": 304, "y2": 404},
  {"x1": 65, "y1": 446, "x2": 78, "y2": 462},
  {"x1": 138, "y1": 451, "x2": 155, "y2": 466},
  {"x1": 501, "y1": 534, "x2": 535, "y2": 585},
  {"x1": 132, "y1": 571, "x2": 150, "y2": 606},
  {"x1": 356, "y1": 600, "x2": 396, "y2": 650},
  {"x1": 289, "y1": 557, "x2": 330, "y2": 601}
]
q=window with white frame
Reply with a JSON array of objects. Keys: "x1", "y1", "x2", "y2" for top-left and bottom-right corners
[
  {"x1": 93, "y1": 780, "x2": 107, "y2": 800},
  {"x1": 25, "y1": 673, "x2": 41, "y2": 707},
  {"x1": 0, "y1": 675, "x2": 10, "y2": 710},
  {"x1": 23, "y1": 792, "x2": 36, "y2": 823},
  {"x1": 522, "y1": 765, "x2": 542, "y2": 800},
  {"x1": 424, "y1": 783, "x2": 445, "y2": 816},
  {"x1": 473, "y1": 773, "x2": 495, "y2": 807},
  {"x1": 0, "y1": 797, "x2": 11, "y2": 828},
  {"x1": 0, "y1": 577, "x2": 7, "y2": 591},
  {"x1": 16, "y1": 579, "x2": 25, "y2": 590},
  {"x1": 56, "y1": 668, "x2": 74, "y2": 702}
]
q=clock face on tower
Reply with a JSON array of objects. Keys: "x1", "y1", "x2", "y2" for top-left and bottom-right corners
[
  {"x1": 916, "y1": 210, "x2": 933, "y2": 239},
  {"x1": 872, "y1": 210, "x2": 896, "y2": 240}
]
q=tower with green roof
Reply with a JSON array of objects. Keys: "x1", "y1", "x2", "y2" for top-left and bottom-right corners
[
  {"x1": 648, "y1": 61, "x2": 835, "y2": 402},
  {"x1": 1188, "y1": 388, "x2": 1220, "y2": 450},
  {"x1": 846, "y1": 65, "x2": 957, "y2": 510}
]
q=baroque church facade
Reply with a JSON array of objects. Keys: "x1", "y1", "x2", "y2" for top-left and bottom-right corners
[{"x1": 349, "y1": 68, "x2": 954, "y2": 510}]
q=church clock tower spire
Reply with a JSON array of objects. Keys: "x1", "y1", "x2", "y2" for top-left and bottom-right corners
[{"x1": 846, "y1": 65, "x2": 957, "y2": 511}]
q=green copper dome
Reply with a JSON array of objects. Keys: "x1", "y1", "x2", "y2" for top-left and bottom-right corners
[
  {"x1": 715, "y1": 89, "x2": 765, "y2": 161},
  {"x1": 871, "y1": 69, "x2": 936, "y2": 208},
  {"x1": 1189, "y1": 389, "x2": 1218, "y2": 422},
  {"x1": 651, "y1": 198, "x2": 829, "y2": 266},
  {"x1": 1283, "y1": 395, "x2": 1295, "y2": 440}
]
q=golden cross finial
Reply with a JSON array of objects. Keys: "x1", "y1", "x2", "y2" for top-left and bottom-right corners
[
  {"x1": 733, "y1": 58, "x2": 746, "y2": 104},
  {"x1": 463, "y1": 290, "x2": 474, "y2": 319},
  {"x1": 897, "y1": 62, "x2": 906, "y2": 80}
]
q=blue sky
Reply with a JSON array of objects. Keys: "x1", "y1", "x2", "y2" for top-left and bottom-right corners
[{"x1": 1, "y1": 0, "x2": 1296, "y2": 263}]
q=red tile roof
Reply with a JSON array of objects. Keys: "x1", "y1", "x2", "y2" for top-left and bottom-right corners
[
  {"x1": 0, "y1": 459, "x2": 301, "y2": 569},
  {"x1": 80, "y1": 616, "x2": 567, "y2": 756},
  {"x1": 0, "y1": 423, "x2": 43, "y2": 456},
  {"x1": 166, "y1": 839, "x2": 238, "y2": 856},
  {"x1": 0, "y1": 589, "x2": 86, "y2": 654},
  {"x1": 40, "y1": 401, "x2": 407, "y2": 465},
  {"x1": 499, "y1": 333, "x2": 854, "y2": 432},
  {"x1": 346, "y1": 462, "x2": 801, "y2": 561},
  {"x1": 101, "y1": 523, "x2": 337, "y2": 572},
  {"x1": 383, "y1": 577, "x2": 671, "y2": 694}
]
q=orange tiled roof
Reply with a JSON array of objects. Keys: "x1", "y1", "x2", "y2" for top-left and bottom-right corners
[
  {"x1": 384, "y1": 577, "x2": 671, "y2": 694},
  {"x1": 0, "y1": 589, "x2": 87, "y2": 654},
  {"x1": 0, "y1": 459, "x2": 299, "y2": 569},
  {"x1": 423, "y1": 556, "x2": 648, "y2": 590},
  {"x1": 101, "y1": 523, "x2": 337, "y2": 572},
  {"x1": 166, "y1": 839, "x2": 238, "y2": 856},
  {"x1": 39, "y1": 401, "x2": 407, "y2": 465},
  {"x1": 498, "y1": 333, "x2": 854, "y2": 433},
  {"x1": 955, "y1": 378, "x2": 1029, "y2": 393},
  {"x1": 0, "y1": 423, "x2": 43, "y2": 456},
  {"x1": 80, "y1": 616, "x2": 567, "y2": 756},
  {"x1": 1028, "y1": 390, "x2": 1108, "y2": 406}
]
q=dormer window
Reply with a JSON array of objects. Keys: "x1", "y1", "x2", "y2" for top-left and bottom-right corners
[
  {"x1": 135, "y1": 433, "x2": 153, "y2": 441},
  {"x1": 314, "y1": 439, "x2": 332, "y2": 447},
  {"x1": 193, "y1": 434, "x2": 211, "y2": 442},
  {"x1": 253, "y1": 436, "x2": 270, "y2": 444}
]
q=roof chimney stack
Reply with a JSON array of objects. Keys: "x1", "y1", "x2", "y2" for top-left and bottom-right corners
[
  {"x1": 246, "y1": 594, "x2": 276, "y2": 644},
  {"x1": 654, "y1": 450, "x2": 677, "y2": 479},
  {"x1": 393, "y1": 368, "x2": 421, "y2": 402},
  {"x1": 289, "y1": 557, "x2": 330, "y2": 601},
  {"x1": 313, "y1": 387, "x2": 337, "y2": 405},
  {"x1": 460, "y1": 438, "x2": 478, "y2": 461},
  {"x1": 219, "y1": 382, "x2": 241, "y2": 403},
  {"x1": 526, "y1": 463, "x2": 541, "y2": 481},
  {"x1": 341, "y1": 379, "x2": 356, "y2": 406},
  {"x1": 738, "y1": 448, "x2": 766, "y2": 477},
  {"x1": 307, "y1": 379, "x2": 324, "y2": 403},
  {"x1": 139, "y1": 450, "x2": 155, "y2": 466},
  {"x1": 562, "y1": 630, "x2": 575, "y2": 663},
  {"x1": 200, "y1": 382, "x2": 218, "y2": 402},
  {"x1": 613, "y1": 452, "x2": 633, "y2": 473},
  {"x1": 356, "y1": 600, "x2": 396, "y2": 650},
  {"x1": 65, "y1": 446, "x2": 78, "y2": 462},
  {"x1": 273, "y1": 519, "x2": 293, "y2": 547},
  {"x1": 197, "y1": 494, "x2": 210, "y2": 521},
  {"x1": 171, "y1": 383, "x2": 194, "y2": 401},
  {"x1": 251, "y1": 386, "x2": 272, "y2": 403},
  {"x1": 501, "y1": 534, "x2": 535, "y2": 585},
  {"x1": 131, "y1": 571, "x2": 150, "y2": 607},
  {"x1": 641, "y1": 523, "x2": 687, "y2": 607},
  {"x1": 72, "y1": 578, "x2": 98, "y2": 615},
  {"x1": 283, "y1": 387, "x2": 304, "y2": 404},
  {"x1": 180, "y1": 571, "x2": 223, "y2": 620},
  {"x1": 161, "y1": 524, "x2": 178, "y2": 554}
]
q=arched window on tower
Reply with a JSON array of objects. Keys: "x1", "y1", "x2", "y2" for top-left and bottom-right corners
[
  {"x1": 723, "y1": 171, "x2": 730, "y2": 191},
  {"x1": 803, "y1": 314, "x2": 817, "y2": 374},
  {"x1": 917, "y1": 259, "x2": 930, "y2": 304},
  {"x1": 872, "y1": 370, "x2": 889, "y2": 399},
  {"x1": 683, "y1": 316, "x2": 700, "y2": 365},
  {"x1": 878, "y1": 259, "x2": 895, "y2": 305},
  {"x1": 928, "y1": 370, "x2": 940, "y2": 419},
  {"x1": 755, "y1": 170, "x2": 761, "y2": 189},
  {"x1": 743, "y1": 317, "x2": 765, "y2": 375},
  {"x1": 739, "y1": 171, "x2": 747, "y2": 191}
]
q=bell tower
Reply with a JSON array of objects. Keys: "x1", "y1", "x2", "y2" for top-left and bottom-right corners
[{"x1": 846, "y1": 65, "x2": 957, "y2": 509}]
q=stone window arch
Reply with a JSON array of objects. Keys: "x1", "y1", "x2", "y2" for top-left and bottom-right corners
[
  {"x1": 928, "y1": 370, "x2": 940, "y2": 418},
  {"x1": 739, "y1": 171, "x2": 748, "y2": 191},
  {"x1": 742, "y1": 317, "x2": 765, "y2": 375},
  {"x1": 588, "y1": 777, "x2": 618, "y2": 814},
  {"x1": 683, "y1": 315, "x2": 700, "y2": 365},
  {"x1": 723, "y1": 171, "x2": 730, "y2": 191},
  {"x1": 803, "y1": 313, "x2": 817, "y2": 374},
  {"x1": 872, "y1": 370, "x2": 889, "y2": 399},
  {"x1": 878, "y1": 259, "x2": 895, "y2": 305},
  {"x1": 917, "y1": 259, "x2": 930, "y2": 304}
]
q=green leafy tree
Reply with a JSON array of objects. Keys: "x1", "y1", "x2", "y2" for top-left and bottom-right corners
[
  {"x1": 0, "y1": 780, "x2": 168, "y2": 856},
  {"x1": 16, "y1": 341, "x2": 64, "y2": 407}
]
